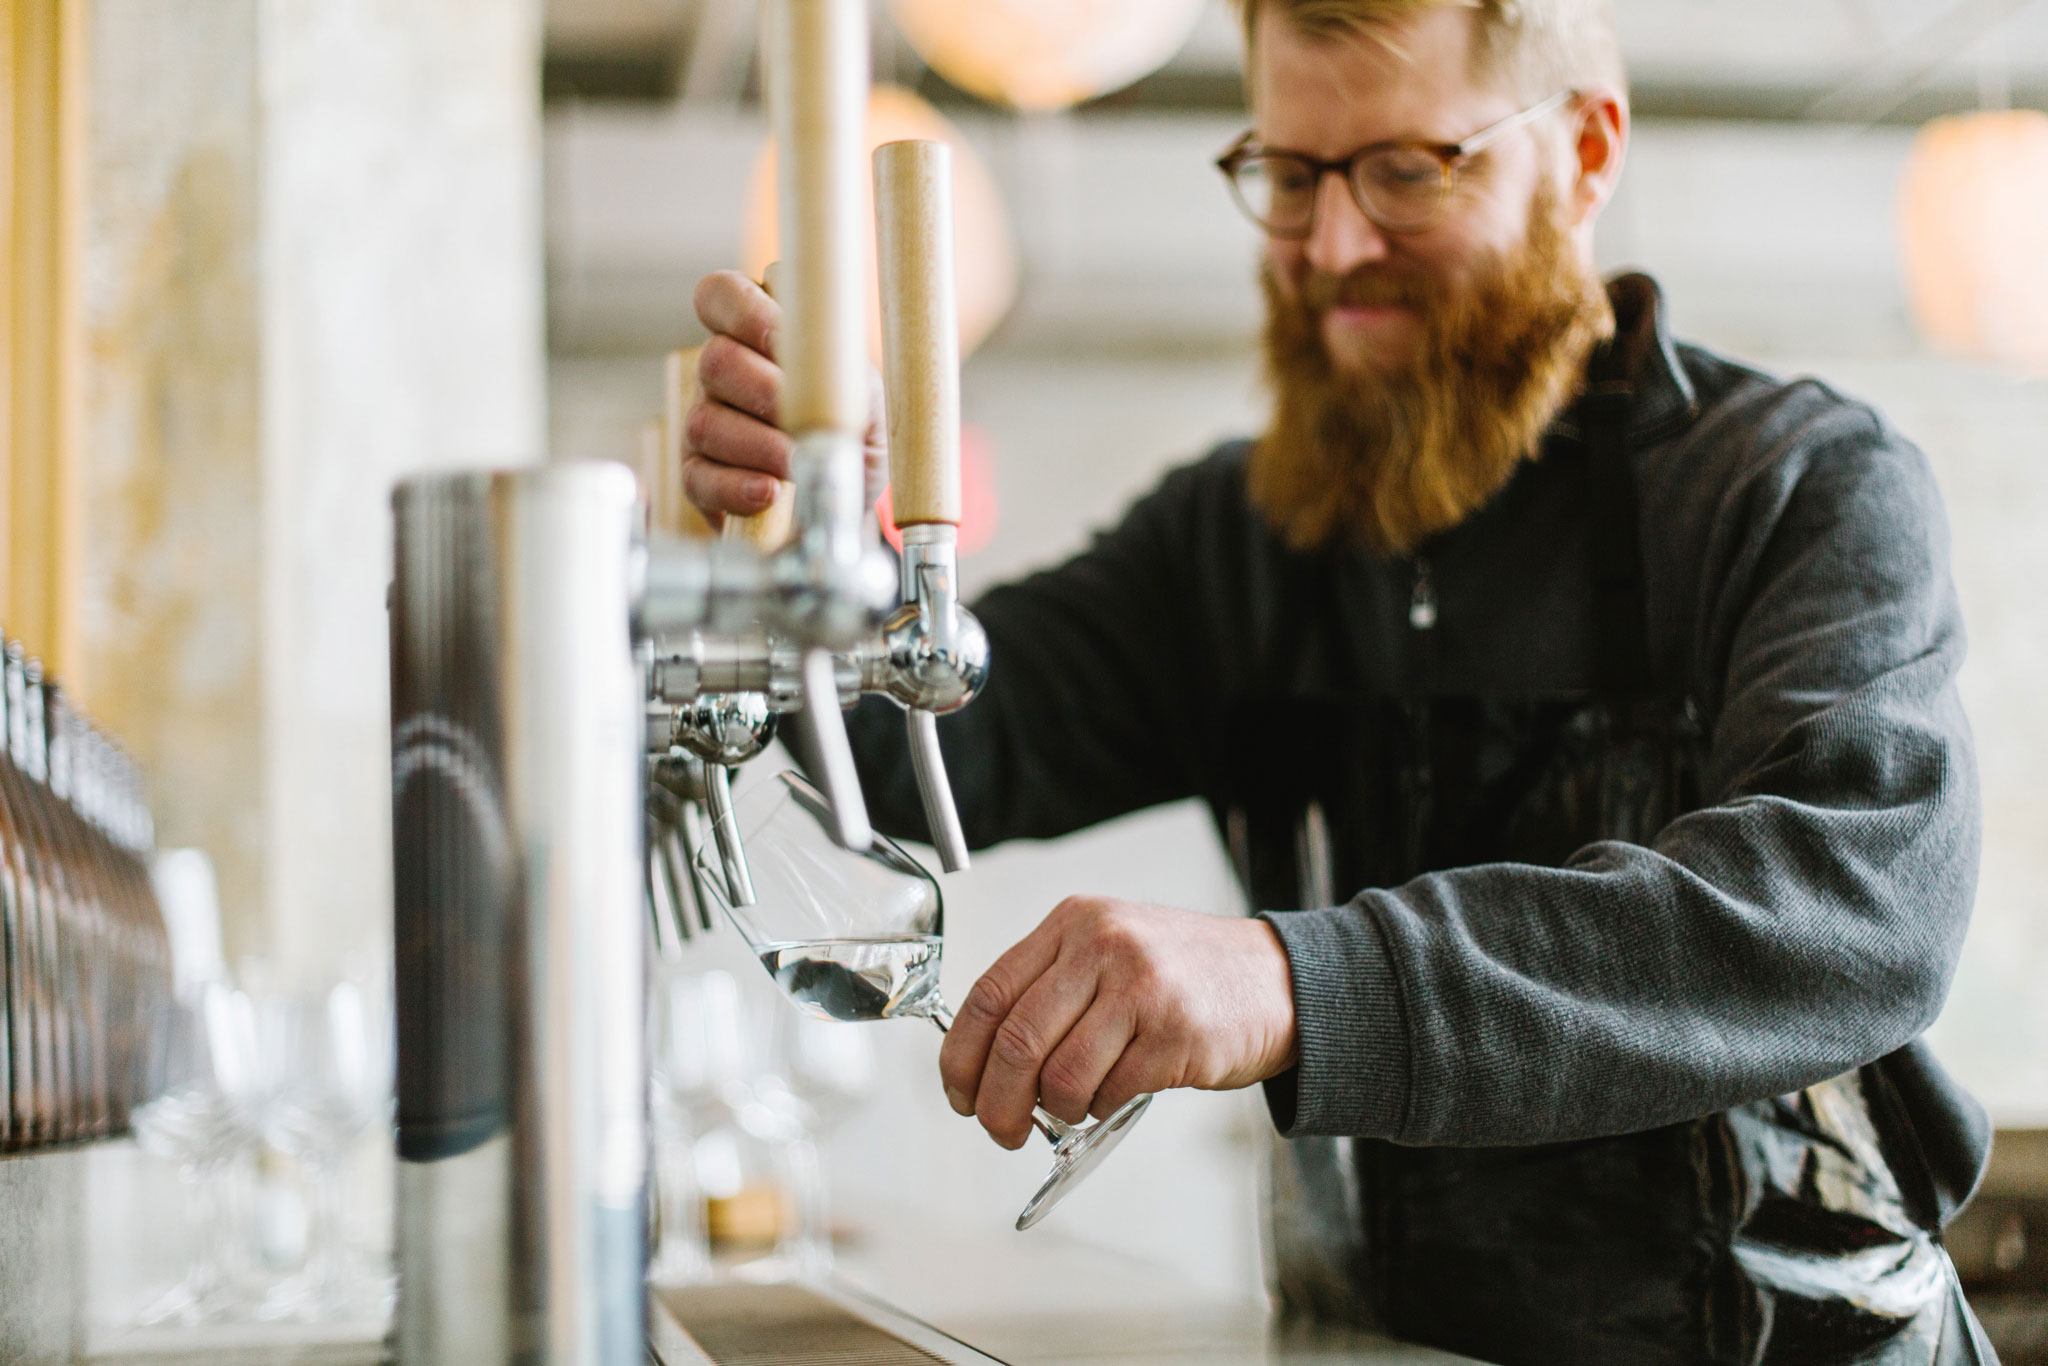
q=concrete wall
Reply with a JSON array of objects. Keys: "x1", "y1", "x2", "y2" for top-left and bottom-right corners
[
  {"x1": 84, "y1": 0, "x2": 547, "y2": 973},
  {"x1": 254, "y1": 0, "x2": 548, "y2": 978},
  {"x1": 85, "y1": 0, "x2": 268, "y2": 969},
  {"x1": 73, "y1": 0, "x2": 546, "y2": 1336}
]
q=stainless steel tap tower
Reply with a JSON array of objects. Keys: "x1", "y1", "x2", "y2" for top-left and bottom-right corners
[{"x1": 387, "y1": 2, "x2": 986, "y2": 1360}]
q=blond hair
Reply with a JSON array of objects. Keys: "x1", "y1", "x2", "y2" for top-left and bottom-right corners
[{"x1": 1238, "y1": 0, "x2": 1625, "y2": 104}]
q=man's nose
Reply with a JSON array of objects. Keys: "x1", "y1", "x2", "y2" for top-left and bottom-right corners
[{"x1": 1301, "y1": 168, "x2": 1392, "y2": 276}]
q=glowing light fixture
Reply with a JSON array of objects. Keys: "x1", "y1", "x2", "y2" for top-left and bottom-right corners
[
  {"x1": 888, "y1": 0, "x2": 1206, "y2": 113},
  {"x1": 740, "y1": 84, "x2": 1019, "y2": 360},
  {"x1": 1898, "y1": 109, "x2": 2048, "y2": 375}
]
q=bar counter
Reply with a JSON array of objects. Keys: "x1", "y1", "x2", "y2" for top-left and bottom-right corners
[
  {"x1": 78, "y1": 1201, "x2": 1483, "y2": 1365},
  {"x1": 654, "y1": 1215, "x2": 1485, "y2": 1366}
]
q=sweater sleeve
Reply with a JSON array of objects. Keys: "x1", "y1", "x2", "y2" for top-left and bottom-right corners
[
  {"x1": 845, "y1": 460, "x2": 1218, "y2": 850},
  {"x1": 1262, "y1": 413, "x2": 1982, "y2": 1146}
]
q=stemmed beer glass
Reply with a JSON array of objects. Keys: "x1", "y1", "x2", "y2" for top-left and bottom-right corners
[
  {"x1": 256, "y1": 978, "x2": 394, "y2": 1321},
  {"x1": 130, "y1": 983, "x2": 263, "y2": 1324},
  {"x1": 693, "y1": 771, "x2": 1151, "y2": 1231}
]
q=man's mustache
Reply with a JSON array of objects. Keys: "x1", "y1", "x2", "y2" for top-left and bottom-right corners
[{"x1": 1298, "y1": 267, "x2": 1437, "y2": 314}]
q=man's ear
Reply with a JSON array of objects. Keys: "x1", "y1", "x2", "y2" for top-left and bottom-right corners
[{"x1": 1566, "y1": 89, "x2": 1628, "y2": 227}]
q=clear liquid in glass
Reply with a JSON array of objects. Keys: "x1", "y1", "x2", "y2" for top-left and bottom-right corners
[{"x1": 758, "y1": 935, "x2": 943, "y2": 1023}]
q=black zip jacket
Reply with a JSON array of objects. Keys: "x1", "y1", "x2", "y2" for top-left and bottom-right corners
[{"x1": 843, "y1": 273, "x2": 1990, "y2": 1228}]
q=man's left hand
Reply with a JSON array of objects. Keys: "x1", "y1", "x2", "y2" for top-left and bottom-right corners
[{"x1": 937, "y1": 897, "x2": 1299, "y2": 1150}]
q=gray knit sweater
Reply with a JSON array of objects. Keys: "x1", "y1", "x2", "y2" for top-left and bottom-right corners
[{"x1": 844, "y1": 274, "x2": 1988, "y2": 1220}]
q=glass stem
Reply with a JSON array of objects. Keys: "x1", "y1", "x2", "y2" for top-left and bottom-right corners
[
  {"x1": 928, "y1": 1002, "x2": 1073, "y2": 1145},
  {"x1": 182, "y1": 1159, "x2": 232, "y2": 1299},
  {"x1": 302, "y1": 1151, "x2": 343, "y2": 1294}
]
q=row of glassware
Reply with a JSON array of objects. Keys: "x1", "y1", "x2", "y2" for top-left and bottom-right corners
[
  {"x1": 647, "y1": 965, "x2": 880, "y2": 1285},
  {"x1": 0, "y1": 638, "x2": 173, "y2": 1151},
  {"x1": 130, "y1": 959, "x2": 868, "y2": 1323},
  {"x1": 127, "y1": 963, "x2": 396, "y2": 1326}
]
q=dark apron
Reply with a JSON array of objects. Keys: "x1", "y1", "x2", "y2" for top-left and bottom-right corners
[{"x1": 1218, "y1": 384, "x2": 1997, "y2": 1366}]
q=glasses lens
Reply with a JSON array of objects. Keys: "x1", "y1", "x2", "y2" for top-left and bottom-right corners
[
  {"x1": 1354, "y1": 146, "x2": 1447, "y2": 232},
  {"x1": 1226, "y1": 153, "x2": 1318, "y2": 234}
]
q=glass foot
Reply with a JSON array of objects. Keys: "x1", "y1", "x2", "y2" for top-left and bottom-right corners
[
  {"x1": 1015, "y1": 1093, "x2": 1153, "y2": 1232},
  {"x1": 255, "y1": 1260, "x2": 395, "y2": 1325},
  {"x1": 133, "y1": 1272, "x2": 256, "y2": 1327}
]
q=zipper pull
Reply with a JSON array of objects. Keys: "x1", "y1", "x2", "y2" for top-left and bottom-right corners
[{"x1": 1409, "y1": 556, "x2": 1438, "y2": 631}]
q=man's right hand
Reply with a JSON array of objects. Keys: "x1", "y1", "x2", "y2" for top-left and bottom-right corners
[{"x1": 683, "y1": 270, "x2": 889, "y2": 527}]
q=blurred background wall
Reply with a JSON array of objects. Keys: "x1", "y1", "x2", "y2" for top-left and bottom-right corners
[
  {"x1": 82, "y1": 0, "x2": 547, "y2": 978},
  {"x1": 543, "y1": 0, "x2": 2048, "y2": 1310},
  {"x1": 67, "y1": 0, "x2": 548, "y2": 1335}
]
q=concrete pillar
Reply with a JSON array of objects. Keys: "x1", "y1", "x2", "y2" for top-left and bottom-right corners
[{"x1": 83, "y1": 0, "x2": 546, "y2": 971}]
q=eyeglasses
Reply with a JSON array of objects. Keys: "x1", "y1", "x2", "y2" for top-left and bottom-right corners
[{"x1": 1216, "y1": 91, "x2": 1576, "y2": 238}]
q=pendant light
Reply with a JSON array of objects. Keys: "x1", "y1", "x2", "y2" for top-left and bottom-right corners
[
  {"x1": 1898, "y1": 110, "x2": 2048, "y2": 375},
  {"x1": 887, "y1": 0, "x2": 1206, "y2": 113}
]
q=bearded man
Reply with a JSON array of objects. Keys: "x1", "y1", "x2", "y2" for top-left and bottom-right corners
[{"x1": 679, "y1": 1, "x2": 1996, "y2": 1361}]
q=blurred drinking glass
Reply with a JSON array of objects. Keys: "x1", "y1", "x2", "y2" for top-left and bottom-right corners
[
  {"x1": 647, "y1": 968, "x2": 728, "y2": 1285},
  {"x1": 130, "y1": 982, "x2": 262, "y2": 1324},
  {"x1": 650, "y1": 967, "x2": 826, "y2": 1282},
  {"x1": 778, "y1": 1008, "x2": 876, "y2": 1138},
  {"x1": 255, "y1": 978, "x2": 394, "y2": 1323}
]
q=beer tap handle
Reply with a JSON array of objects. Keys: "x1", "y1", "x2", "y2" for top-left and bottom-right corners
[
  {"x1": 875, "y1": 140, "x2": 961, "y2": 530},
  {"x1": 657, "y1": 357, "x2": 713, "y2": 539},
  {"x1": 877, "y1": 138, "x2": 973, "y2": 872},
  {"x1": 702, "y1": 762, "x2": 758, "y2": 907},
  {"x1": 801, "y1": 646, "x2": 873, "y2": 853}
]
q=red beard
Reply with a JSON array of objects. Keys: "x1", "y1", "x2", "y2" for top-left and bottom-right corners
[{"x1": 1249, "y1": 189, "x2": 1615, "y2": 557}]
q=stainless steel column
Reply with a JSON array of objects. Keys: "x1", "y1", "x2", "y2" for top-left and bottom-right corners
[{"x1": 390, "y1": 464, "x2": 645, "y2": 1365}]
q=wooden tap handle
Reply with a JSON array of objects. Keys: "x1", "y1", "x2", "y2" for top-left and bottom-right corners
[
  {"x1": 720, "y1": 264, "x2": 795, "y2": 550},
  {"x1": 874, "y1": 140, "x2": 961, "y2": 528},
  {"x1": 764, "y1": 0, "x2": 867, "y2": 435},
  {"x1": 657, "y1": 352, "x2": 712, "y2": 538}
]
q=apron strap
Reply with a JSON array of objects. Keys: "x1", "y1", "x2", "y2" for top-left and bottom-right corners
[{"x1": 1580, "y1": 353, "x2": 1652, "y2": 700}]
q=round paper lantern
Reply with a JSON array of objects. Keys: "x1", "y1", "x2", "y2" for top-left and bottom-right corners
[
  {"x1": 889, "y1": 0, "x2": 1206, "y2": 112},
  {"x1": 740, "y1": 84, "x2": 1019, "y2": 360},
  {"x1": 1899, "y1": 110, "x2": 2048, "y2": 375}
]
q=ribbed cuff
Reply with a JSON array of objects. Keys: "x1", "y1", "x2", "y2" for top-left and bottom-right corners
[{"x1": 1256, "y1": 900, "x2": 1410, "y2": 1140}]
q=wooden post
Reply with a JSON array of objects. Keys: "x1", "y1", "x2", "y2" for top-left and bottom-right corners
[
  {"x1": 718, "y1": 262, "x2": 795, "y2": 549},
  {"x1": 1, "y1": 0, "x2": 89, "y2": 693}
]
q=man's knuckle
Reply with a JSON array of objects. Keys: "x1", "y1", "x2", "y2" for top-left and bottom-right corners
[
  {"x1": 682, "y1": 402, "x2": 718, "y2": 454},
  {"x1": 1155, "y1": 999, "x2": 1197, "y2": 1046},
  {"x1": 1098, "y1": 922, "x2": 1155, "y2": 975},
  {"x1": 959, "y1": 976, "x2": 1011, "y2": 1027},
  {"x1": 989, "y1": 1018, "x2": 1048, "y2": 1073},
  {"x1": 698, "y1": 335, "x2": 740, "y2": 387},
  {"x1": 1122, "y1": 945, "x2": 1167, "y2": 989},
  {"x1": 1039, "y1": 1055, "x2": 1092, "y2": 1109}
]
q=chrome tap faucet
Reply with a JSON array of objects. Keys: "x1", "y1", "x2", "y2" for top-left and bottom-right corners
[
  {"x1": 636, "y1": 138, "x2": 986, "y2": 882},
  {"x1": 670, "y1": 692, "x2": 776, "y2": 906},
  {"x1": 871, "y1": 138, "x2": 987, "y2": 871}
]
